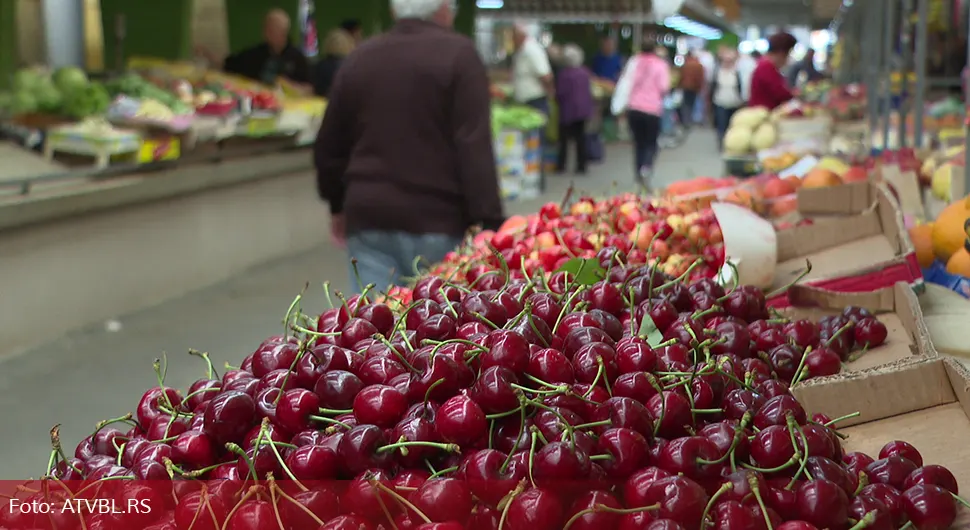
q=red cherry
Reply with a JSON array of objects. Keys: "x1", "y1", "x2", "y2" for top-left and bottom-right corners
[
  {"x1": 901, "y1": 484, "x2": 958, "y2": 530},
  {"x1": 878, "y1": 440, "x2": 923, "y2": 467},
  {"x1": 565, "y1": 490, "x2": 623, "y2": 530},
  {"x1": 409, "y1": 478, "x2": 474, "y2": 523},
  {"x1": 436, "y1": 395, "x2": 488, "y2": 446},
  {"x1": 904, "y1": 465, "x2": 959, "y2": 494},
  {"x1": 795, "y1": 479, "x2": 849, "y2": 529},
  {"x1": 866, "y1": 456, "x2": 920, "y2": 490},
  {"x1": 276, "y1": 388, "x2": 321, "y2": 433},
  {"x1": 504, "y1": 488, "x2": 564, "y2": 530},
  {"x1": 353, "y1": 385, "x2": 408, "y2": 428},
  {"x1": 853, "y1": 317, "x2": 888, "y2": 348}
]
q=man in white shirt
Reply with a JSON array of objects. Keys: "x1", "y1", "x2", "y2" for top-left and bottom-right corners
[{"x1": 511, "y1": 23, "x2": 554, "y2": 113}]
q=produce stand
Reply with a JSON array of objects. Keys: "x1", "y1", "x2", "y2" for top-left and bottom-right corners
[{"x1": 494, "y1": 128, "x2": 543, "y2": 200}]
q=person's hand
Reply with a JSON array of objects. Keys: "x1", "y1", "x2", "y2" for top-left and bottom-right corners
[{"x1": 330, "y1": 214, "x2": 346, "y2": 248}]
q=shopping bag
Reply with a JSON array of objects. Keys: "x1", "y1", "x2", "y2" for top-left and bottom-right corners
[{"x1": 611, "y1": 56, "x2": 640, "y2": 116}]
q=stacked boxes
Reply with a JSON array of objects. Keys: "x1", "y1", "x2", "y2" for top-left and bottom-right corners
[{"x1": 494, "y1": 128, "x2": 543, "y2": 201}]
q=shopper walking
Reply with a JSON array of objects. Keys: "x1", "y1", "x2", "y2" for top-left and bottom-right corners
[
  {"x1": 616, "y1": 41, "x2": 671, "y2": 188},
  {"x1": 313, "y1": 29, "x2": 356, "y2": 97},
  {"x1": 711, "y1": 49, "x2": 745, "y2": 150},
  {"x1": 678, "y1": 51, "x2": 705, "y2": 127},
  {"x1": 511, "y1": 23, "x2": 555, "y2": 114},
  {"x1": 314, "y1": 0, "x2": 505, "y2": 292},
  {"x1": 555, "y1": 44, "x2": 594, "y2": 175},
  {"x1": 749, "y1": 32, "x2": 797, "y2": 110}
]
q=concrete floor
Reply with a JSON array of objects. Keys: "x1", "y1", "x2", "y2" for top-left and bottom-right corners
[{"x1": 0, "y1": 129, "x2": 725, "y2": 480}]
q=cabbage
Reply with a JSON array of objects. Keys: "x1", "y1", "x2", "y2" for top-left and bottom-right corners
[
  {"x1": 53, "y1": 67, "x2": 89, "y2": 94},
  {"x1": 12, "y1": 68, "x2": 44, "y2": 92},
  {"x1": 11, "y1": 91, "x2": 38, "y2": 114},
  {"x1": 34, "y1": 81, "x2": 63, "y2": 113}
]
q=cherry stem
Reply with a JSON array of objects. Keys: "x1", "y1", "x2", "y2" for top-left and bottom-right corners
[
  {"x1": 698, "y1": 411, "x2": 752, "y2": 465},
  {"x1": 282, "y1": 285, "x2": 307, "y2": 339},
  {"x1": 527, "y1": 429, "x2": 538, "y2": 489},
  {"x1": 853, "y1": 471, "x2": 868, "y2": 496},
  {"x1": 950, "y1": 492, "x2": 970, "y2": 510},
  {"x1": 271, "y1": 479, "x2": 326, "y2": 529},
  {"x1": 510, "y1": 383, "x2": 565, "y2": 395},
  {"x1": 585, "y1": 361, "x2": 605, "y2": 398},
  {"x1": 588, "y1": 454, "x2": 613, "y2": 461},
  {"x1": 847, "y1": 343, "x2": 871, "y2": 363},
  {"x1": 789, "y1": 345, "x2": 813, "y2": 388},
  {"x1": 225, "y1": 442, "x2": 257, "y2": 481},
  {"x1": 825, "y1": 321, "x2": 855, "y2": 347},
  {"x1": 94, "y1": 413, "x2": 135, "y2": 432},
  {"x1": 847, "y1": 511, "x2": 878, "y2": 530},
  {"x1": 701, "y1": 483, "x2": 733, "y2": 529},
  {"x1": 424, "y1": 377, "x2": 446, "y2": 404},
  {"x1": 572, "y1": 419, "x2": 613, "y2": 431},
  {"x1": 220, "y1": 486, "x2": 259, "y2": 530},
  {"x1": 259, "y1": 419, "x2": 308, "y2": 491},
  {"x1": 748, "y1": 474, "x2": 775, "y2": 530},
  {"x1": 370, "y1": 480, "x2": 432, "y2": 524},
  {"x1": 741, "y1": 455, "x2": 799, "y2": 474},
  {"x1": 523, "y1": 374, "x2": 565, "y2": 390},
  {"x1": 497, "y1": 480, "x2": 528, "y2": 530},
  {"x1": 429, "y1": 466, "x2": 459, "y2": 479},
  {"x1": 188, "y1": 349, "x2": 218, "y2": 380},
  {"x1": 823, "y1": 411, "x2": 861, "y2": 427},
  {"x1": 317, "y1": 408, "x2": 353, "y2": 416},
  {"x1": 766, "y1": 259, "x2": 813, "y2": 299},
  {"x1": 486, "y1": 403, "x2": 524, "y2": 420},
  {"x1": 897, "y1": 522, "x2": 915, "y2": 530},
  {"x1": 562, "y1": 503, "x2": 662, "y2": 530},
  {"x1": 376, "y1": 441, "x2": 459, "y2": 455},
  {"x1": 657, "y1": 258, "x2": 703, "y2": 290}
]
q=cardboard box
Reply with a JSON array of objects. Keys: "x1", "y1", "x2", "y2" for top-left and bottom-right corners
[
  {"x1": 769, "y1": 182, "x2": 922, "y2": 305},
  {"x1": 793, "y1": 357, "x2": 970, "y2": 526},
  {"x1": 783, "y1": 282, "x2": 935, "y2": 374}
]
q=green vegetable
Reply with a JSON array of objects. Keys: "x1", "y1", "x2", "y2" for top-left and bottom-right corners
[
  {"x1": 491, "y1": 104, "x2": 546, "y2": 135},
  {"x1": 34, "y1": 80, "x2": 63, "y2": 113},
  {"x1": 11, "y1": 91, "x2": 38, "y2": 114},
  {"x1": 104, "y1": 73, "x2": 184, "y2": 113},
  {"x1": 52, "y1": 67, "x2": 89, "y2": 94},
  {"x1": 62, "y1": 82, "x2": 110, "y2": 119},
  {"x1": 12, "y1": 68, "x2": 44, "y2": 92}
]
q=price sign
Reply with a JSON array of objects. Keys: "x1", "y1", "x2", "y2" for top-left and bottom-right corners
[{"x1": 245, "y1": 117, "x2": 278, "y2": 137}]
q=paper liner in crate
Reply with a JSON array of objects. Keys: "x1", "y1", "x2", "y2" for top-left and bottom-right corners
[
  {"x1": 711, "y1": 201, "x2": 778, "y2": 289},
  {"x1": 106, "y1": 96, "x2": 194, "y2": 133}
]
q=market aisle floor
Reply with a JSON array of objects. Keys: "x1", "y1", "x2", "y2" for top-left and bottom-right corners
[{"x1": 0, "y1": 128, "x2": 725, "y2": 479}]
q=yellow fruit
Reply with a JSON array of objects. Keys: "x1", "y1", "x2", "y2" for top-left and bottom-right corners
[{"x1": 932, "y1": 195, "x2": 970, "y2": 261}]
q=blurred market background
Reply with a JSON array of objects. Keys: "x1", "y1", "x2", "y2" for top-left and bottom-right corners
[{"x1": 0, "y1": 0, "x2": 969, "y2": 480}]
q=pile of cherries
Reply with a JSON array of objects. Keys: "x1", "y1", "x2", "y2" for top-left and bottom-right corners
[{"x1": 4, "y1": 250, "x2": 964, "y2": 530}]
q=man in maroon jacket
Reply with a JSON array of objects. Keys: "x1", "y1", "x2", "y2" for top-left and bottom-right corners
[{"x1": 314, "y1": 0, "x2": 505, "y2": 293}]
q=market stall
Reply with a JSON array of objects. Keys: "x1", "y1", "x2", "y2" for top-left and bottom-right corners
[{"x1": 0, "y1": 58, "x2": 326, "y2": 177}]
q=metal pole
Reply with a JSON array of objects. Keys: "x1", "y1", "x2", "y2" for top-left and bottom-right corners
[
  {"x1": 881, "y1": 0, "x2": 896, "y2": 147},
  {"x1": 865, "y1": 2, "x2": 880, "y2": 146},
  {"x1": 913, "y1": 0, "x2": 928, "y2": 147},
  {"x1": 964, "y1": 0, "x2": 970, "y2": 199},
  {"x1": 899, "y1": 0, "x2": 913, "y2": 145}
]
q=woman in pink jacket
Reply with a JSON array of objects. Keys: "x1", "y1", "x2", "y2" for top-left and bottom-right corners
[{"x1": 626, "y1": 41, "x2": 671, "y2": 188}]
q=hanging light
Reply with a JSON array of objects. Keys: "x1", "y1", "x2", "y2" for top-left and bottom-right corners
[{"x1": 476, "y1": 0, "x2": 503, "y2": 9}]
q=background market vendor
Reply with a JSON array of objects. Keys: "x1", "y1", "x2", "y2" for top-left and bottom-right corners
[{"x1": 198, "y1": 9, "x2": 312, "y2": 94}]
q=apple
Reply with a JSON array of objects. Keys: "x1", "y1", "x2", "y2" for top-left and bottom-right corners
[{"x1": 842, "y1": 166, "x2": 868, "y2": 183}]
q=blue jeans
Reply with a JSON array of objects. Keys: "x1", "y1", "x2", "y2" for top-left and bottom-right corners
[{"x1": 346, "y1": 231, "x2": 463, "y2": 293}]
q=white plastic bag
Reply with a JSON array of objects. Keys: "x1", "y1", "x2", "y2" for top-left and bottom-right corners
[{"x1": 611, "y1": 56, "x2": 640, "y2": 116}]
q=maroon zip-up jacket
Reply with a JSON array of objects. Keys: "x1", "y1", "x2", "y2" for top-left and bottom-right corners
[{"x1": 314, "y1": 18, "x2": 505, "y2": 237}]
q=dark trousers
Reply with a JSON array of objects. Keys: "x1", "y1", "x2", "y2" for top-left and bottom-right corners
[
  {"x1": 679, "y1": 90, "x2": 698, "y2": 126},
  {"x1": 556, "y1": 120, "x2": 587, "y2": 173},
  {"x1": 627, "y1": 110, "x2": 662, "y2": 178},
  {"x1": 713, "y1": 105, "x2": 740, "y2": 150}
]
